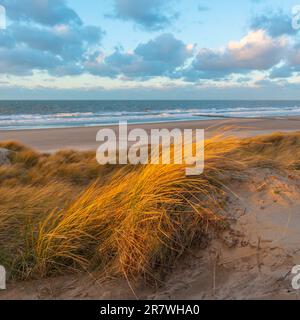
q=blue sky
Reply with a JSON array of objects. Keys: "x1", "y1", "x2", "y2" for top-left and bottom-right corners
[{"x1": 0, "y1": 0, "x2": 300, "y2": 99}]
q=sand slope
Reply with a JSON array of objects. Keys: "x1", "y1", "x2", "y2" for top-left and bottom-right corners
[
  {"x1": 152, "y1": 169, "x2": 300, "y2": 300},
  {"x1": 1, "y1": 168, "x2": 300, "y2": 300}
]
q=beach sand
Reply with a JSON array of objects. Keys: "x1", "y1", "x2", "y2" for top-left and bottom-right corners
[{"x1": 1, "y1": 117, "x2": 300, "y2": 152}]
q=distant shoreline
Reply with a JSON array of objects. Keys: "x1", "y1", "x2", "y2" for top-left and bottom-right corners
[{"x1": 1, "y1": 116, "x2": 300, "y2": 153}]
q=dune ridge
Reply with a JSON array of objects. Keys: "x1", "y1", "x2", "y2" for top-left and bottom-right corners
[{"x1": 0, "y1": 131, "x2": 300, "y2": 299}]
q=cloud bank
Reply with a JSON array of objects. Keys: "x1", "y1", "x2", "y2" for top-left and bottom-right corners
[
  {"x1": 0, "y1": 0, "x2": 299, "y2": 95},
  {"x1": 110, "y1": 0, "x2": 178, "y2": 31}
]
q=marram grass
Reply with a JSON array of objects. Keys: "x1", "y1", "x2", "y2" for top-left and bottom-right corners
[{"x1": 0, "y1": 131, "x2": 300, "y2": 282}]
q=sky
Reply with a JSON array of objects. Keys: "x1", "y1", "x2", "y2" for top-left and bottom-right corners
[{"x1": 0, "y1": 0, "x2": 300, "y2": 99}]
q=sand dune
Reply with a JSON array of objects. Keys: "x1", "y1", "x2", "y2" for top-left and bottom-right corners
[
  {"x1": 1, "y1": 122, "x2": 300, "y2": 300},
  {"x1": 1, "y1": 168, "x2": 300, "y2": 300}
]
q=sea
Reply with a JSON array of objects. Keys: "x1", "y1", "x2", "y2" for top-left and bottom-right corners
[{"x1": 1, "y1": 100, "x2": 300, "y2": 130}]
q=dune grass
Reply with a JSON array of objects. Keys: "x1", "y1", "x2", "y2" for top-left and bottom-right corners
[{"x1": 0, "y1": 131, "x2": 300, "y2": 282}]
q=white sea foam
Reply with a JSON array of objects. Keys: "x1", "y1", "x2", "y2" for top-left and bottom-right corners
[{"x1": 1, "y1": 103, "x2": 300, "y2": 130}]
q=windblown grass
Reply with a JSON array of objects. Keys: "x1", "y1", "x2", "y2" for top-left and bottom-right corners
[{"x1": 0, "y1": 131, "x2": 300, "y2": 282}]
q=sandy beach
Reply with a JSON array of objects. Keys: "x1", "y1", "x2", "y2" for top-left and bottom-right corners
[{"x1": 1, "y1": 117, "x2": 300, "y2": 152}]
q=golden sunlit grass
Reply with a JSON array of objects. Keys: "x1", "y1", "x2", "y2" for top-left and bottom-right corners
[{"x1": 0, "y1": 131, "x2": 300, "y2": 282}]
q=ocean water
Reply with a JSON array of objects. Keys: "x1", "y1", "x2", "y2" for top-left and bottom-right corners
[{"x1": 0, "y1": 100, "x2": 300, "y2": 130}]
